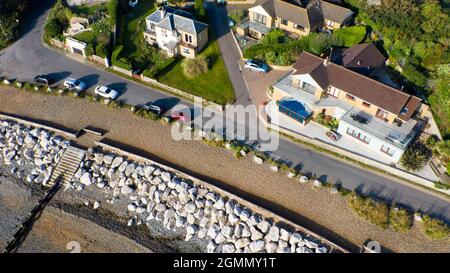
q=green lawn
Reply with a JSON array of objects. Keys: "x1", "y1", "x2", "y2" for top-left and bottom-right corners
[
  {"x1": 333, "y1": 26, "x2": 367, "y2": 47},
  {"x1": 117, "y1": 1, "x2": 235, "y2": 105},
  {"x1": 122, "y1": 0, "x2": 155, "y2": 57},
  {"x1": 70, "y1": 4, "x2": 108, "y2": 16},
  {"x1": 158, "y1": 35, "x2": 235, "y2": 105},
  {"x1": 73, "y1": 31, "x2": 97, "y2": 44}
]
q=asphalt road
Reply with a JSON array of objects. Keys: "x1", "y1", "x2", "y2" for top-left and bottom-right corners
[{"x1": 1, "y1": 0, "x2": 450, "y2": 222}]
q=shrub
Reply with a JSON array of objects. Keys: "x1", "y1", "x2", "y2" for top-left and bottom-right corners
[
  {"x1": 111, "y1": 46, "x2": 132, "y2": 70},
  {"x1": 422, "y1": 215, "x2": 450, "y2": 240},
  {"x1": 45, "y1": 18, "x2": 64, "y2": 40},
  {"x1": 389, "y1": 207, "x2": 413, "y2": 232},
  {"x1": 95, "y1": 43, "x2": 109, "y2": 58},
  {"x1": 108, "y1": 0, "x2": 119, "y2": 27},
  {"x1": 181, "y1": 55, "x2": 209, "y2": 78},
  {"x1": 194, "y1": 0, "x2": 206, "y2": 21},
  {"x1": 228, "y1": 10, "x2": 245, "y2": 25},
  {"x1": 133, "y1": 109, "x2": 161, "y2": 121},
  {"x1": 400, "y1": 142, "x2": 432, "y2": 171},
  {"x1": 348, "y1": 193, "x2": 389, "y2": 229}
]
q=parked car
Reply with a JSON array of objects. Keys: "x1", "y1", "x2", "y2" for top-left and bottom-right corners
[
  {"x1": 64, "y1": 78, "x2": 87, "y2": 92},
  {"x1": 326, "y1": 131, "x2": 340, "y2": 141},
  {"x1": 244, "y1": 59, "x2": 269, "y2": 74},
  {"x1": 94, "y1": 85, "x2": 119, "y2": 100},
  {"x1": 143, "y1": 102, "x2": 163, "y2": 115},
  {"x1": 34, "y1": 74, "x2": 54, "y2": 86},
  {"x1": 171, "y1": 111, "x2": 189, "y2": 122}
]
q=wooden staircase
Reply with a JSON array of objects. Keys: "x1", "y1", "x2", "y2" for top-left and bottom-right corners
[{"x1": 47, "y1": 145, "x2": 86, "y2": 187}]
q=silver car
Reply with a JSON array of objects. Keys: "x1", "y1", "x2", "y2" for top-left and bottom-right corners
[
  {"x1": 64, "y1": 78, "x2": 87, "y2": 92},
  {"x1": 94, "y1": 85, "x2": 119, "y2": 100}
]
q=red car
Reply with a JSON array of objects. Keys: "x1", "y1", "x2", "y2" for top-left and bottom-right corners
[
  {"x1": 171, "y1": 111, "x2": 189, "y2": 122},
  {"x1": 326, "y1": 131, "x2": 340, "y2": 141}
]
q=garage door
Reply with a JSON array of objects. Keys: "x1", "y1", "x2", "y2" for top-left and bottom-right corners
[{"x1": 72, "y1": 47, "x2": 84, "y2": 55}]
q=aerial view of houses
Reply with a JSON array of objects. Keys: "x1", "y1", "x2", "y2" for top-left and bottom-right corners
[
  {"x1": 266, "y1": 44, "x2": 424, "y2": 162},
  {"x1": 0, "y1": 0, "x2": 449, "y2": 259}
]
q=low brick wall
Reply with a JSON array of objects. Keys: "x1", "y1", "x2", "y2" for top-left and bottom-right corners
[{"x1": 112, "y1": 65, "x2": 132, "y2": 77}]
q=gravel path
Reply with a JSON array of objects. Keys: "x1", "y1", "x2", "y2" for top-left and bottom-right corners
[{"x1": 1, "y1": 87, "x2": 449, "y2": 253}]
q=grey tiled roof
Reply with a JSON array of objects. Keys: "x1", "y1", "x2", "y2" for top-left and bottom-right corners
[{"x1": 147, "y1": 8, "x2": 208, "y2": 35}]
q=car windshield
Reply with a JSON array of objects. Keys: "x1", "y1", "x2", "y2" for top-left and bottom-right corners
[
  {"x1": 74, "y1": 80, "x2": 80, "y2": 85},
  {"x1": 104, "y1": 88, "x2": 111, "y2": 94},
  {"x1": 251, "y1": 60, "x2": 263, "y2": 67}
]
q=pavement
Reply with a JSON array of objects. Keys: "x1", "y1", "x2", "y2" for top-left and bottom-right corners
[{"x1": 1, "y1": 0, "x2": 450, "y2": 224}]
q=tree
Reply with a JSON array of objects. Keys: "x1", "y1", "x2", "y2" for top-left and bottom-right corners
[
  {"x1": 194, "y1": 0, "x2": 206, "y2": 21},
  {"x1": 400, "y1": 142, "x2": 432, "y2": 171}
]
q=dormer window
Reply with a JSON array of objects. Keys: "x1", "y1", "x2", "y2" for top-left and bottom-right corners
[
  {"x1": 362, "y1": 101, "x2": 371, "y2": 108},
  {"x1": 345, "y1": 94, "x2": 355, "y2": 101}
]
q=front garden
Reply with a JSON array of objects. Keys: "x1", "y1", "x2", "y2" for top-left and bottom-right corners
[
  {"x1": 44, "y1": 0, "x2": 113, "y2": 58},
  {"x1": 242, "y1": 26, "x2": 368, "y2": 66}
]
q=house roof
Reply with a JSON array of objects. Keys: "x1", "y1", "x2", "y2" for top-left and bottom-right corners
[
  {"x1": 316, "y1": 0, "x2": 353, "y2": 24},
  {"x1": 292, "y1": 51, "x2": 421, "y2": 121},
  {"x1": 331, "y1": 43, "x2": 386, "y2": 76},
  {"x1": 147, "y1": 8, "x2": 207, "y2": 35},
  {"x1": 254, "y1": 0, "x2": 352, "y2": 29},
  {"x1": 255, "y1": 0, "x2": 322, "y2": 29}
]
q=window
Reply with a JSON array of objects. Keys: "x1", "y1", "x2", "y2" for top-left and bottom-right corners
[
  {"x1": 375, "y1": 108, "x2": 389, "y2": 121},
  {"x1": 346, "y1": 127, "x2": 371, "y2": 144},
  {"x1": 253, "y1": 12, "x2": 266, "y2": 24},
  {"x1": 381, "y1": 145, "x2": 395, "y2": 156},
  {"x1": 400, "y1": 107, "x2": 408, "y2": 115},
  {"x1": 345, "y1": 94, "x2": 355, "y2": 101},
  {"x1": 183, "y1": 48, "x2": 190, "y2": 54},
  {"x1": 326, "y1": 20, "x2": 333, "y2": 27},
  {"x1": 185, "y1": 34, "x2": 192, "y2": 44},
  {"x1": 281, "y1": 19, "x2": 288, "y2": 25},
  {"x1": 301, "y1": 82, "x2": 316, "y2": 95},
  {"x1": 294, "y1": 24, "x2": 305, "y2": 31},
  {"x1": 362, "y1": 101, "x2": 371, "y2": 108},
  {"x1": 328, "y1": 86, "x2": 340, "y2": 97}
]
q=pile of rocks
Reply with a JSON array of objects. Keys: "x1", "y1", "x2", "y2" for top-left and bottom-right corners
[
  {"x1": 0, "y1": 120, "x2": 70, "y2": 185},
  {"x1": 70, "y1": 148, "x2": 329, "y2": 253}
]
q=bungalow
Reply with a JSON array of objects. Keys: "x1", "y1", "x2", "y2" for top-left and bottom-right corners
[
  {"x1": 143, "y1": 7, "x2": 208, "y2": 58},
  {"x1": 237, "y1": 0, "x2": 353, "y2": 39},
  {"x1": 269, "y1": 44, "x2": 425, "y2": 162}
]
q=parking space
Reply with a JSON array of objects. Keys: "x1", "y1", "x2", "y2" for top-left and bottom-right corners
[{"x1": 242, "y1": 64, "x2": 290, "y2": 106}]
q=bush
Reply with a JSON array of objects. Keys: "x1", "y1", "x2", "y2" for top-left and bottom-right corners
[
  {"x1": 229, "y1": 10, "x2": 245, "y2": 25},
  {"x1": 348, "y1": 193, "x2": 389, "y2": 229},
  {"x1": 181, "y1": 55, "x2": 209, "y2": 78},
  {"x1": 108, "y1": 0, "x2": 118, "y2": 27},
  {"x1": 96, "y1": 43, "x2": 109, "y2": 58},
  {"x1": 134, "y1": 109, "x2": 161, "y2": 121},
  {"x1": 422, "y1": 215, "x2": 450, "y2": 240},
  {"x1": 45, "y1": 18, "x2": 65, "y2": 40},
  {"x1": 400, "y1": 142, "x2": 432, "y2": 171},
  {"x1": 389, "y1": 207, "x2": 413, "y2": 232},
  {"x1": 111, "y1": 46, "x2": 132, "y2": 70}
]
